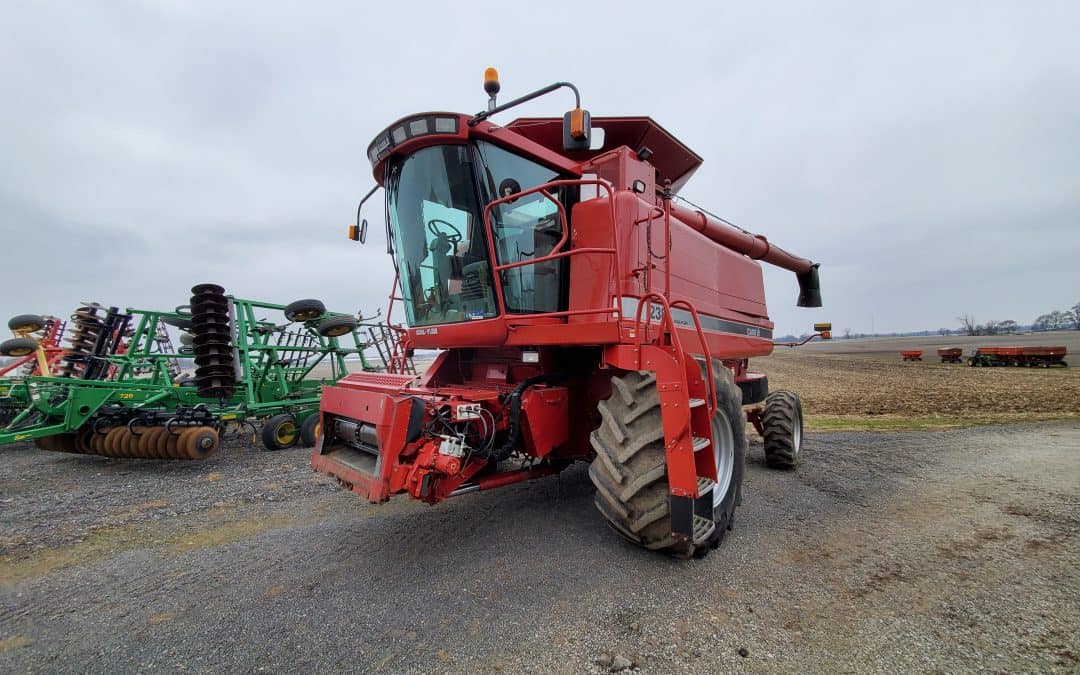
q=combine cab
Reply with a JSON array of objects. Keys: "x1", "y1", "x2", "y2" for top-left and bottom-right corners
[{"x1": 313, "y1": 72, "x2": 824, "y2": 556}]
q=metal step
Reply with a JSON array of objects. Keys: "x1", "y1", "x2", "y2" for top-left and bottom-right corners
[
  {"x1": 692, "y1": 435, "x2": 711, "y2": 452},
  {"x1": 689, "y1": 397, "x2": 706, "y2": 408},
  {"x1": 696, "y1": 476, "x2": 715, "y2": 496},
  {"x1": 692, "y1": 514, "x2": 716, "y2": 544}
]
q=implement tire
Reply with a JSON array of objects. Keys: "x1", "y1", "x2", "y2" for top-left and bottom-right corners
[
  {"x1": 0, "y1": 337, "x2": 37, "y2": 357},
  {"x1": 588, "y1": 369, "x2": 745, "y2": 557},
  {"x1": 299, "y1": 413, "x2": 320, "y2": 448},
  {"x1": 261, "y1": 414, "x2": 299, "y2": 451},
  {"x1": 8, "y1": 314, "x2": 45, "y2": 332},
  {"x1": 284, "y1": 299, "x2": 325, "y2": 323},
  {"x1": 761, "y1": 390, "x2": 803, "y2": 469}
]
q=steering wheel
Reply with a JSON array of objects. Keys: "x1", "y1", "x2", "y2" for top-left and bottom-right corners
[{"x1": 426, "y1": 218, "x2": 463, "y2": 244}]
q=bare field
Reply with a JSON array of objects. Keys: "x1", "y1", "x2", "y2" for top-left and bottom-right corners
[
  {"x1": 800, "y1": 329, "x2": 1080, "y2": 358},
  {"x1": 757, "y1": 344, "x2": 1079, "y2": 431}
]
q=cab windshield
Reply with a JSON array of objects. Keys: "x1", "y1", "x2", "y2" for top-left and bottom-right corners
[{"x1": 385, "y1": 142, "x2": 566, "y2": 327}]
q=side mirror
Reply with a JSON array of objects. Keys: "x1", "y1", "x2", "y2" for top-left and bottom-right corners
[
  {"x1": 562, "y1": 107, "x2": 591, "y2": 151},
  {"x1": 348, "y1": 219, "x2": 369, "y2": 243}
]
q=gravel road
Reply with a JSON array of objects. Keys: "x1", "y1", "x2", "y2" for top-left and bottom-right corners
[{"x1": 1, "y1": 423, "x2": 1077, "y2": 673}]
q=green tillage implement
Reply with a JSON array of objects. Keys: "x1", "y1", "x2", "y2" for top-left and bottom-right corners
[{"x1": 0, "y1": 293, "x2": 373, "y2": 459}]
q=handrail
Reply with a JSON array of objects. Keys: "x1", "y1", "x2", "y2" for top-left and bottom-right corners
[
  {"x1": 481, "y1": 178, "x2": 619, "y2": 322},
  {"x1": 631, "y1": 293, "x2": 717, "y2": 423},
  {"x1": 670, "y1": 299, "x2": 717, "y2": 417}
]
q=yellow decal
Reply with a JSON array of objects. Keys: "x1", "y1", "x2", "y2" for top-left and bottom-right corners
[{"x1": 119, "y1": 393, "x2": 135, "y2": 400}]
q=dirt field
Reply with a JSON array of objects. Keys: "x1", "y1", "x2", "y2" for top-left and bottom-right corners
[
  {"x1": 1, "y1": 346, "x2": 1078, "y2": 673},
  {"x1": 758, "y1": 335, "x2": 1079, "y2": 431}
]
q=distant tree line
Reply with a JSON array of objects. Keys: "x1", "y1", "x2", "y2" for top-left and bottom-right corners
[
  {"x1": 953, "y1": 301, "x2": 1079, "y2": 336},
  {"x1": 782, "y1": 301, "x2": 1080, "y2": 341}
]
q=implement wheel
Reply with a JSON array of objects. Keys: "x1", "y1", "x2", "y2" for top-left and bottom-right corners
[
  {"x1": 588, "y1": 368, "x2": 745, "y2": 557},
  {"x1": 317, "y1": 315, "x2": 357, "y2": 338},
  {"x1": 284, "y1": 299, "x2": 326, "y2": 323},
  {"x1": 0, "y1": 337, "x2": 37, "y2": 357},
  {"x1": 300, "y1": 413, "x2": 320, "y2": 447},
  {"x1": 261, "y1": 414, "x2": 299, "y2": 451},
  {"x1": 761, "y1": 390, "x2": 803, "y2": 470},
  {"x1": 8, "y1": 314, "x2": 45, "y2": 332}
]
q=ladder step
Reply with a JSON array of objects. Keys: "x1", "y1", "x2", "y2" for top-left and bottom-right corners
[
  {"x1": 692, "y1": 436, "x2": 711, "y2": 452},
  {"x1": 689, "y1": 397, "x2": 706, "y2": 409},
  {"x1": 692, "y1": 514, "x2": 716, "y2": 543},
  {"x1": 696, "y1": 476, "x2": 715, "y2": 495}
]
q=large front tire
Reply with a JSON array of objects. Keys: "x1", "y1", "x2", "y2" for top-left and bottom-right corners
[{"x1": 588, "y1": 368, "x2": 745, "y2": 557}]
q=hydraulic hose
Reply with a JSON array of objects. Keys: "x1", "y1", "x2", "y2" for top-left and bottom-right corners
[{"x1": 478, "y1": 371, "x2": 566, "y2": 463}]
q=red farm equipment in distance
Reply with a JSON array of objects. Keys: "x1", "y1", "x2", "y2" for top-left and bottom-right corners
[
  {"x1": 937, "y1": 347, "x2": 963, "y2": 363},
  {"x1": 968, "y1": 346, "x2": 1067, "y2": 368},
  {"x1": 901, "y1": 350, "x2": 923, "y2": 362},
  {"x1": 0, "y1": 314, "x2": 67, "y2": 378},
  {"x1": 312, "y1": 72, "x2": 824, "y2": 557}
]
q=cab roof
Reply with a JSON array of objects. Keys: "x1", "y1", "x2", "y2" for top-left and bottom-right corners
[{"x1": 506, "y1": 116, "x2": 703, "y2": 193}]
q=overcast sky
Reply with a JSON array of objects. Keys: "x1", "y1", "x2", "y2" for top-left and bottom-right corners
[{"x1": 2, "y1": 1, "x2": 1077, "y2": 337}]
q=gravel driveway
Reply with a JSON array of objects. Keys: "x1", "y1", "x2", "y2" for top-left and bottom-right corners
[{"x1": 1, "y1": 423, "x2": 1077, "y2": 673}]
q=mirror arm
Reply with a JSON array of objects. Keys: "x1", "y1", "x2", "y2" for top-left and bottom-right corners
[
  {"x1": 356, "y1": 184, "x2": 380, "y2": 230},
  {"x1": 469, "y1": 81, "x2": 581, "y2": 125}
]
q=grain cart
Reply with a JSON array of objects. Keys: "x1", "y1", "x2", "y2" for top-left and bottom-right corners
[
  {"x1": 313, "y1": 72, "x2": 823, "y2": 557},
  {"x1": 1, "y1": 286, "x2": 375, "y2": 459},
  {"x1": 968, "y1": 346, "x2": 1067, "y2": 368},
  {"x1": 937, "y1": 347, "x2": 963, "y2": 363}
]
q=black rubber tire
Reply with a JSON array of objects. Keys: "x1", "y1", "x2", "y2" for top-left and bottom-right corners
[
  {"x1": 317, "y1": 315, "x2": 357, "y2": 338},
  {"x1": 0, "y1": 337, "x2": 37, "y2": 357},
  {"x1": 299, "y1": 413, "x2": 320, "y2": 447},
  {"x1": 8, "y1": 314, "x2": 45, "y2": 332},
  {"x1": 761, "y1": 390, "x2": 803, "y2": 470},
  {"x1": 588, "y1": 368, "x2": 745, "y2": 557},
  {"x1": 261, "y1": 414, "x2": 299, "y2": 451},
  {"x1": 284, "y1": 299, "x2": 326, "y2": 323}
]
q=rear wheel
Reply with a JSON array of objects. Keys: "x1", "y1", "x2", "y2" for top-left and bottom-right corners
[
  {"x1": 588, "y1": 368, "x2": 745, "y2": 557},
  {"x1": 761, "y1": 390, "x2": 803, "y2": 469},
  {"x1": 261, "y1": 414, "x2": 299, "y2": 450}
]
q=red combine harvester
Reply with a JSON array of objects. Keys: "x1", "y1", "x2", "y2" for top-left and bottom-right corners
[{"x1": 313, "y1": 72, "x2": 824, "y2": 556}]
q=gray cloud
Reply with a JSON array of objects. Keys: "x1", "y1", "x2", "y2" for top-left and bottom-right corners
[{"x1": 1, "y1": 1, "x2": 1077, "y2": 337}]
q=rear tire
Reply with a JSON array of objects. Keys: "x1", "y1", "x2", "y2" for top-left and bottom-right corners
[
  {"x1": 261, "y1": 414, "x2": 299, "y2": 450},
  {"x1": 588, "y1": 368, "x2": 745, "y2": 557},
  {"x1": 761, "y1": 390, "x2": 803, "y2": 470}
]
